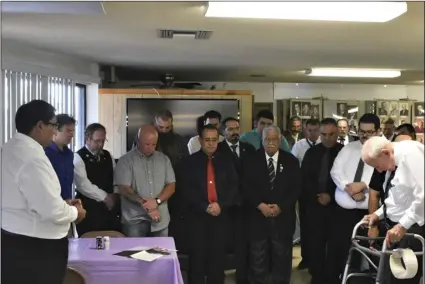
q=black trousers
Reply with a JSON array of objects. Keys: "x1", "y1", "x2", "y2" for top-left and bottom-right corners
[
  {"x1": 299, "y1": 199, "x2": 310, "y2": 264},
  {"x1": 249, "y1": 219, "x2": 293, "y2": 284},
  {"x1": 76, "y1": 201, "x2": 121, "y2": 236},
  {"x1": 326, "y1": 205, "x2": 368, "y2": 284},
  {"x1": 378, "y1": 222, "x2": 424, "y2": 284},
  {"x1": 307, "y1": 204, "x2": 333, "y2": 284},
  {"x1": 233, "y1": 206, "x2": 250, "y2": 284},
  {"x1": 1, "y1": 229, "x2": 69, "y2": 284},
  {"x1": 188, "y1": 212, "x2": 229, "y2": 284}
]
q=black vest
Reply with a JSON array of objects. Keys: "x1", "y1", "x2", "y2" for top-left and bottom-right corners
[{"x1": 76, "y1": 147, "x2": 114, "y2": 201}]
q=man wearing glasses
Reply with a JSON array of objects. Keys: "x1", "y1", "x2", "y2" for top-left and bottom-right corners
[
  {"x1": 327, "y1": 113, "x2": 381, "y2": 284},
  {"x1": 45, "y1": 114, "x2": 76, "y2": 203},
  {"x1": 73, "y1": 123, "x2": 121, "y2": 235}
]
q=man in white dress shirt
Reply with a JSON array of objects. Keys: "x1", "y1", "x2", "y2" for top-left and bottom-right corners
[
  {"x1": 327, "y1": 113, "x2": 381, "y2": 284},
  {"x1": 1, "y1": 100, "x2": 86, "y2": 284},
  {"x1": 362, "y1": 137, "x2": 424, "y2": 284},
  {"x1": 291, "y1": 118, "x2": 321, "y2": 165},
  {"x1": 291, "y1": 118, "x2": 320, "y2": 270},
  {"x1": 187, "y1": 110, "x2": 224, "y2": 155}
]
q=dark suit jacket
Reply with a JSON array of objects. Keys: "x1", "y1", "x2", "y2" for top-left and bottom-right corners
[
  {"x1": 283, "y1": 130, "x2": 304, "y2": 149},
  {"x1": 242, "y1": 148, "x2": 302, "y2": 239},
  {"x1": 400, "y1": 110, "x2": 409, "y2": 116},
  {"x1": 177, "y1": 151, "x2": 239, "y2": 215},
  {"x1": 301, "y1": 143, "x2": 343, "y2": 206},
  {"x1": 217, "y1": 140, "x2": 256, "y2": 206}
]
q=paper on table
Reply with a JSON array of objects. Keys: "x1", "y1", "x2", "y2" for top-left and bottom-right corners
[{"x1": 130, "y1": 251, "x2": 164, "y2": 262}]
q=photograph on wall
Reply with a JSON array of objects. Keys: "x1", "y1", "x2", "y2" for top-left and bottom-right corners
[
  {"x1": 310, "y1": 105, "x2": 320, "y2": 119},
  {"x1": 399, "y1": 102, "x2": 409, "y2": 117},
  {"x1": 348, "y1": 119, "x2": 358, "y2": 134},
  {"x1": 291, "y1": 101, "x2": 302, "y2": 117},
  {"x1": 387, "y1": 102, "x2": 398, "y2": 116},
  {"x1": 378, "y1": 101, "x2": 389, "y2": 116},
  {"x1": 399, "y1": 118, "x2": 408, "y2": 125},
  {"x1": 347, "y1": 105, "x2": 358, "y2": 119},
  {"x1": 417, "y1": 134, "x2": 424, "y2": 144},
  {"x1": 300, "y1": 102, "x2": 311, "y2": 118},
  {"x1": 365, "y1": 101, "x2": 376, "y2": 114},
  {"x1": 414, "y1": 102, "x2": 425, "y2": 117},
  {"x1": 414, "y1": 117, "x2": 424, "y2": 133},
  {"x1": 336, "y1": 102, "x2": 348, "y2": 117}
]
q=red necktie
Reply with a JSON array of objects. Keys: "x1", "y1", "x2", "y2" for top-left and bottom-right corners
[{"x1": 207, "y1": 157, "x2": 218, "y2": 203}]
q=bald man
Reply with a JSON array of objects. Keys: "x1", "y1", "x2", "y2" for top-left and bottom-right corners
[
  {"x1": 362, "y1": 137, "x2": 424, "y2": 284},
  {"x1": 114, "y1": 125, "x2": 176, "y2": 237}
]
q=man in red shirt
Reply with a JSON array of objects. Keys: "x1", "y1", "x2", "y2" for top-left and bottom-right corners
[{"x1": 177, "y1": 124, "x2": 238, "y2": 284}]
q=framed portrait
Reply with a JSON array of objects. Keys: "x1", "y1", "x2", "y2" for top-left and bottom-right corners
[
  {"x1": 377, "y1": 100, "x2": 412, "y2": 126},
  {"x1": 323, "y1": 100, "x2": 361, "y2": 122},
  {"x1": 413, "y1": 102, "x2": 424, "y2": 117},
  {"x1": 289, "y1": 99, "x2": 322, "y2": 120},
  {"x1": 414, "y1": 117, "x2": 424, "y2": 133},
  {"x1": 365, "y1": 101, "x2": 376, "y2": 114}
]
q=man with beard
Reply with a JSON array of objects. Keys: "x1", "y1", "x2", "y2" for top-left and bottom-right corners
[
  {"x1": 283, "y1": 116, "x2": 304, "y2": 149},
  {"x1": 217, "y1": 117, "x2": 255, "y2": 284},
  {"x1": 337, "y1": 119, "x2": 358, "y2": 146},
  {"x1": 153, "y1": 110, "x2": 188, "y2": 168},
  {"x1": 300, "y1": 118, "x2": 343, "y2": 283},
  {"x1": 73, "y1": 123, "x2": 121, "y2": 236},
  {"x1": 178, "y1": 124, "x2": 238, "y2": 284}
]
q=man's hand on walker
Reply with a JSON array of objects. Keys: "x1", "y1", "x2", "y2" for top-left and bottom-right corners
[
  {"x1": 385, "y1": 224, "x2": 407, "y2": 246},
  {"x1": 362, "y1": 213, "x2": 379, "y2": 228}
]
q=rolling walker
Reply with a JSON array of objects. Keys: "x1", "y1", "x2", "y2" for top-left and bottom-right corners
[{"x1": 341, "y1": 220, "x2": 425, "y2": 284}]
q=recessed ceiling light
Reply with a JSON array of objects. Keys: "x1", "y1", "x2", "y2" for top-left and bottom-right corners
[
  {"x1": 305, "y1": 68, "x2": 401, "y2": 78},
  {"x1": 205, "y1": 2, "x2": 407, "y2": 22}
]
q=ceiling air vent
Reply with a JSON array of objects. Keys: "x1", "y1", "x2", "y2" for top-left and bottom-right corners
[{"x1": 158, "y1": 29, "x2": 213, "y2": 40}]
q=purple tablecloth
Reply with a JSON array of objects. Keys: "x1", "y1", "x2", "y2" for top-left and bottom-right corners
[{"x1": 68, "y1": 237, "x2": 184, "y2": 284}]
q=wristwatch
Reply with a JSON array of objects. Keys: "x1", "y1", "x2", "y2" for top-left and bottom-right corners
[{"x1": 156, "y1": 198, "x2": 162, "y2": 205}]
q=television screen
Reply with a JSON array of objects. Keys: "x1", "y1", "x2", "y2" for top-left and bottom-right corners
[{"x1": 126, "y1": 98, "x2": 239, "y2": 151}]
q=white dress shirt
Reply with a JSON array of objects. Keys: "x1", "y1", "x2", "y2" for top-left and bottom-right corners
[
  {"x1": 187, "y1": 134, "x2": 224, "y2": 155},
  {"x1": 73, "y1": 146, "x2": 116, "y2": 202},
  {"x1": 1, "y1": 133, "x2": 78, "y2": 239},
  {"x1": 265, "y1": 151, "x2": 279, "y2": 174},
  {"x1": 375, "y1": 141, "x2": 424, "y2": 229},
  {"x1": 226, "y1": 140, "x2": 240, "y2": 157},
  {"x1": 331, "y1": 140, "x2": 374, "y2": 209},
  {"x1": 291, "y1": 137, "x2": 321, "y2": 165}
]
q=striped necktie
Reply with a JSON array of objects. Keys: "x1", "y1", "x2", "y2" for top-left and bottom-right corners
[{"x1": 268, "y1": 157, "x2": 276, "y2": 190}]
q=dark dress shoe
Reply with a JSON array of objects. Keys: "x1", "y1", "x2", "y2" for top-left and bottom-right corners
[{"x1": 297, "y1": 259, "x2": 309, "y2": 270}]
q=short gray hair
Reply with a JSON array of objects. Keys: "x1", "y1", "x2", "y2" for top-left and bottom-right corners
[
  {"x1": 262, "y1": 125, "x2": 281, "y2": 139},
  {"x1": 361, "y1": 136, "x2": 391, "y2": 161}
]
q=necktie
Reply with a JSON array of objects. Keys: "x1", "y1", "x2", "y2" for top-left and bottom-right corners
[
  {"x1": 312, "y1": 141, "x2": 316, "y2": 146},
  {"x1": 383, "y1": 169, "x2": 397, "y2": 228},
  {"x1": 353, "y1": 158, "x2": 364, "y2": 182},
  {"x1": 207, "y1": 157, "x2": 218, "y2": 203},
  {"x1": 318, "y1": 148, "x2": 330, "y2": 193},
  {"x1": 268, "y1": 158, "x2": 276, "y2": 190},
  {"x1": 230, "y1": 144, "x2": 239, "y2": 158},
  {"x1": 338, "y1": 137, "x2": 345, "y2": 145}
]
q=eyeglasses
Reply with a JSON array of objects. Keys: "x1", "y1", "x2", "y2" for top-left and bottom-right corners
[
  {"x1": 47, "y1": 122, "x2": 59, "y2": 128},
  {"x1": 358, "y1": 130, "x2": 376, "y2": 136}
]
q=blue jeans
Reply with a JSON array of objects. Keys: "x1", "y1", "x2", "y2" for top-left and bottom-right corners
[{"x1": 122, "y1": 221, "x2": 168, "y2": 237}]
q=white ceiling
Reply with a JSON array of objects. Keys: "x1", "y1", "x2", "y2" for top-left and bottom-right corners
[{"x1": 2, "y1": 2, "x2": 424, "y2": 84}]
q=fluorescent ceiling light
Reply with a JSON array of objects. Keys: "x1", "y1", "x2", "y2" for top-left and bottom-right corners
[
  {"x1": 205, "y1": 2, "x2": 407, "y2": 22},
  {"x1": 306, "y1": 68, "x2": 401, "y2": 78}
]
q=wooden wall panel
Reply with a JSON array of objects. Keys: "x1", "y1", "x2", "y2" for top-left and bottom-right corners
[{"x1": 98, "y1": 89, "x2": 253, "y2": 158}]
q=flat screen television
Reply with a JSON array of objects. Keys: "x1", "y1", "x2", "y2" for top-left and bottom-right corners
[{"x1": 126, "y1": 98, "x2": 239, "y2": 151}]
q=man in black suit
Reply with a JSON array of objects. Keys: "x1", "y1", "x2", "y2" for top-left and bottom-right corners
[
  {"x1": 301, "y1": 118, "x2": 343, "y2": 284},
  {"x1": 178, "y1": 124, "x2": 239, "y2": 284},
  {"x1": 217, "y1": 117, "x2": 255, "y2": 284},
  {"x1": 242, "y1": 125, "x2": 302, "y2": 284},
  {"x1": 283, "y1": 116, "x2": 304, "y2": 149},
  {"x1": 337, "y1": 119, "x2": 358, "y2": 146}
]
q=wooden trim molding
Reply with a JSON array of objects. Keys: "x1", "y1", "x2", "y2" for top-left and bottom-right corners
[{"x1": 99, "y1": 88, "x2": 253, "y2": 96}]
